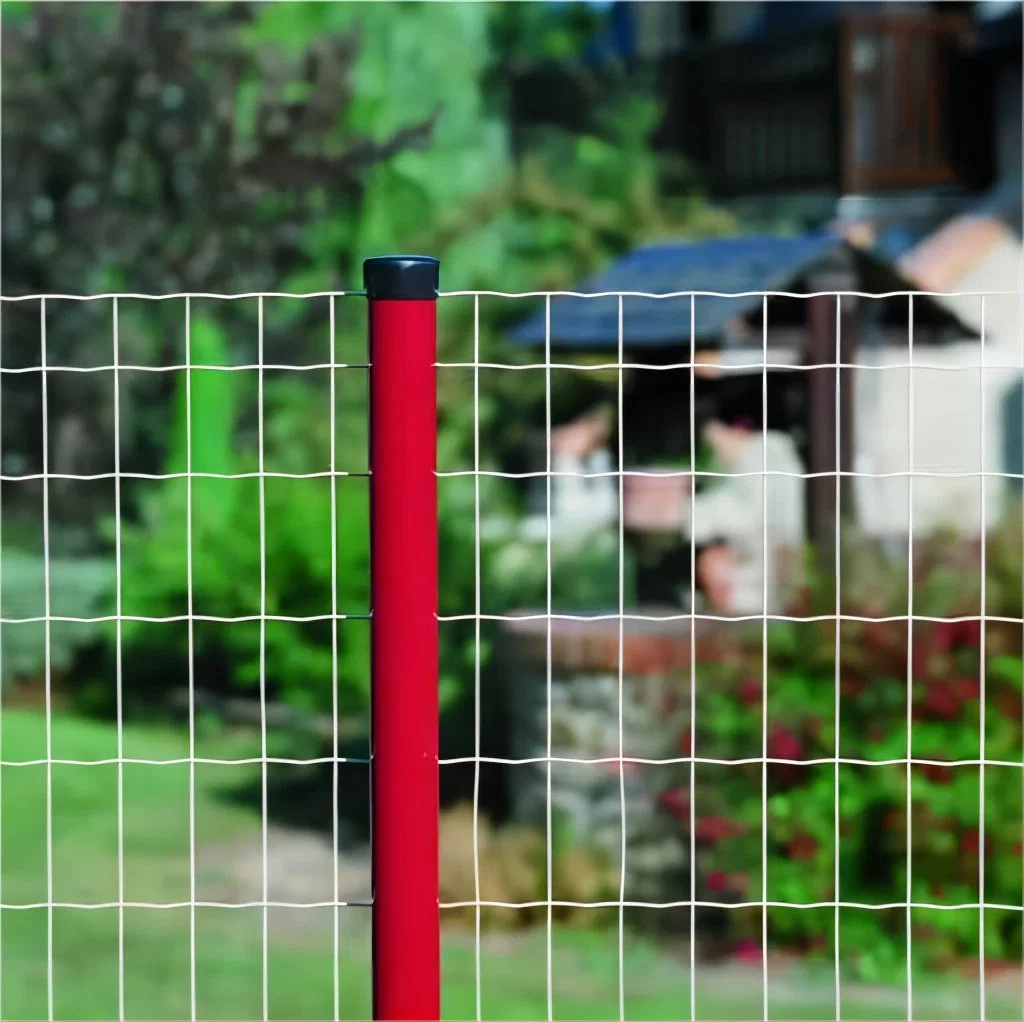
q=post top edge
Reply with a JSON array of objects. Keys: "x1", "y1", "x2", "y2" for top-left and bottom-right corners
[{"x1": 363, "y1": 255, "x2": 439, "y2": 301}]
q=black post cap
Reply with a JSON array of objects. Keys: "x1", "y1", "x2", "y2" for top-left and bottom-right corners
[{"x1": 363, "y1": 255, "x2": 439, "y2": 300}]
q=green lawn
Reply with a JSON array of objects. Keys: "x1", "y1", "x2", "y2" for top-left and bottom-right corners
[{"x1": 0, "y1": 709, "x2": 1020, "y2": 1021}]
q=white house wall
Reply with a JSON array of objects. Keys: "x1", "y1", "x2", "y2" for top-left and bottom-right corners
[{"x1": 857, "y1": 237, "x2": 1023, "y2": 539}]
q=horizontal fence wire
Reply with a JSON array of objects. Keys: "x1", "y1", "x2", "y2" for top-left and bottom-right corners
[
  {"x1": 0, "y1": 756, "x2": 1019, "y2": 768},
  {"x1": 440, "y1": 289, "x2": 1020, "y2": 299},
  {"x1": 439, "y1": 612, "x2": 1024, "y2": 623},
  {"x1": 4, "y1": 362, "x2": 1024, "y2": 373},
  {"x1": 0, "y1": 363, "x2": 370, "y2": 373},
  {"x1": 0, "y1": 614, "x2": 368, "y2": 623},
  {"x1": 438, "y1": 360, "x2": 1024, "y2": 371},
  {"x1": 0, "y1": 898, "x2": 1019, "y2": 912},
  {"x1": 1, "y1": 468, "x2": 1023, "y2": 481},
  {"x1": 1, "y1": 288, "x2": 1016, "y2": 301},
  {"x1": 0, "y1": 291, "x2": 367, "y2": 302}
]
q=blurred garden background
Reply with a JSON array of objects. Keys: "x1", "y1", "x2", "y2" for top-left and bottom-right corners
[{"x1": 0, "y1": 2, "x2": 1022, "y2": 1019}]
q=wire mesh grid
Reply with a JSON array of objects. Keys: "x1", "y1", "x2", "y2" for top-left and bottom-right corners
[
  {"x1": 0, "y1": 284, "x2": 1020, "y2": 1020},
  {"x1": 0, "y1": 292, "x2": 373, "y2": 1022},
  {"x1": 434, "y1": 286, "x2": 1023, "y2": 1022}
]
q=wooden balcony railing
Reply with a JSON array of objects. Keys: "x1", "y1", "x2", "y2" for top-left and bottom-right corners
[
  {"x1": 839, "y1": 14, "x2": 967, "y2": 193},
  {"x1": 695, "y1": 13, "x2": 968, "y2": 196}
]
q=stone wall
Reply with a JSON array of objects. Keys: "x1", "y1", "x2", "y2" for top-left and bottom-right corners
[{"x1": 498, "y1": 611, "x2": 723, "y2": 904}]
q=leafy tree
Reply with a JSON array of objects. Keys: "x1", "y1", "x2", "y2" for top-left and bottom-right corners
[{"x1": 1, "y1": 1, "x2": 730, "y2": 712}]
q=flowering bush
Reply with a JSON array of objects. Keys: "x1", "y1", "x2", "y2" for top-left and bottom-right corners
[{"x1": 659, "y1": 512, "x2": 1023, "y2": 979}]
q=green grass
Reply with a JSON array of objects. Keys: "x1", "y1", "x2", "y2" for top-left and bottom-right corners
[{"x1": 0, "y1": 709, "x2": 1021, "y2": 1021}]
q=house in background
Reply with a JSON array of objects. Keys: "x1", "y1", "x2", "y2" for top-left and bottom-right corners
[
  {"x1": 509, "y1": 233, "x2": 979, "y2": 606},
  {"x1": 892, "y1": 183, "x2": 1022, "y2": 534},
  {"x1": 891, "y1": 5, "x2": 1022, "y2": 533},
  {"x1": 591, "y1": 1, "x2": 1019, "y2": 245},
  {"x1": 574, "y1": 0, "x2": 1023, "y2": 540}
]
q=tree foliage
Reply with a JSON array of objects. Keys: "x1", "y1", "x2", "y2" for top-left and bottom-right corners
[{"x1": 0, "y1": 1, "x2": 730, "y2": 710}]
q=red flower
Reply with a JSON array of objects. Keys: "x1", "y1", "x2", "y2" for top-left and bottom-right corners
[
  {"x1": 786, "y1": 833, "x2": 819, "y2": 861},
  {"x1": 841, "y1": 676, "x2": 866, "y2": 697},
  {"x1": 932, "y1": 620, "x2": 960, "y2": 652},
  {"x1": 862, "y1": 620, "x2": 895, "y2": 652},
  {"x1": 961, "y1": 830, "x2": 979, "y2": 856},
  {"x1": 952, "y1": 619, "x2": 982, "y2": 649},
  {"x1": 706, "y1": 871, "x2": 728, "y2": 893},
  {"x1": 658, "y1": 788, "x2": 691, "y2": 822},
  {"x1": 768, "y1": 724, "x2": 802, "y2": 762},
  {"x1": 695, "y1": 815, "x2": 734, "y2": 846},
  {"x1": 920, "y1": 763, "x2": 952, "y2": 784},
  {"x1": 733, "y1": 939, "x2": 762, "y2": 965},
  {"x1": 956, "y1": 677, "x2": 981, "y2": 701},
  {"x1": 679, "y1": 729, "x2": 693, "y2": 756},
  {"x1": 958, "y1": 827, "x2": 991, "y2": 860},
  {"x1": 921, "y1": 682, "x2": 962, "y2": 720},
  {"x1": 737, "y1": 678, "x2": 762, "y2": 706}
]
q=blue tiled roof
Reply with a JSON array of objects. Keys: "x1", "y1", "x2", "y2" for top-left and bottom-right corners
[
  {"x1": 969, "y1": 179, "x2": 1023, "y2": 236},
  {"x1": 509, "y1": 233, "x2": 842, "y2": 349}
]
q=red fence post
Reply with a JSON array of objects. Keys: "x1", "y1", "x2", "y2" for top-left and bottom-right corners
[{"x1": 364, "y1": 256, "x2": 441, "y2": 1021}]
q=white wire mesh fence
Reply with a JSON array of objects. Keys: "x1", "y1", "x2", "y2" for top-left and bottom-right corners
[
  {"x1": 0, "y1": 286, "x2": 1021, "y2": 1020},
  {"x1": 436, "y1": 287, "x2": 1023, "y2": 1022}
]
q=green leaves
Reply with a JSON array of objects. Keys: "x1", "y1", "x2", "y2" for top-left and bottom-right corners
[
  {"x1": 990, "y1": 654, "x2": 1023, "y2": 690},
  {"x1": 169, "y1": 316, "x2": 239, "y2": 530},
  {"x1": 664, "y1": 519, "x2": 1024, "y2": 977}
]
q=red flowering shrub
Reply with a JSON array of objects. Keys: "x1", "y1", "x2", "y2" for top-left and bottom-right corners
[
  {"x1": 767, "y1": 724, "x2": 802, "y2": 761},
  {"x1": 657, "y1": 517, "x2": 1024, "y2": 979},
  {"x1": 706, "y1": 870, "x2": 728, "y2": 893},
  {"x1": 737, "y1": 678, "x2": 762, "y2": 706},
  {"x1": 658, "y1": 788, "x2": 690, "y2": 822},
  {"x1": 786, "y1": 833, "x2": 819, "y2": 861}
]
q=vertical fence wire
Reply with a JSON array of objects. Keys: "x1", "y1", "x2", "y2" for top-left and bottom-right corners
[
  {"x1": 329, "y1": 295, "x2": 341, "y2": 1022},
  {"x1": 760, "y1": 294, "x2": 770, "y2": 1021},
  {"x1": 833, "y1": 294, "x2": 842, "y2": 1020},
  {"x1": 473, "y1": 294, "x2": 483, "y2": 1022},
  {"x1": 616, "y1": 295, "x2": 627, "y2": 1022},
  {"x1": 905, "y1": 293, "x2": 915, "y2": 1022},
  {"x1": 257, "y1": 296, "x2": 269, "y2": 1022},
  {"x1": 0, "y1": 20, "x2": 4, "y2": 1012},
  {"x1": 688, "y1": 292, "x2": 697, "y2": 1022},
  {"x1": 185, "y1": 297, "x2": 198, "y2": 1022},
  {"x1": 112, "y1": 297, "x2": 126, "y2": 1022},
  {"x1": 0, "y1": 255, "x2": 4, "y2": 1022},
  {"x1": 977, "y1": 294, "x2": 988, "y2": 1022},
  {"x1": 40, "y1": 298, "x2": 54, "y2": 1022},
  {"x1": 544, "y1": 294, "x2": 554, "y2": 1022}
]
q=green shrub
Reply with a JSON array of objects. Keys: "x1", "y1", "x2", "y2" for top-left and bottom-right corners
[
  {"x1": 658, "y1": 513, "x2": 1024, "y2": 978},
  {"x1": 113, "y1": 318, "x2": 373, "y2": 714},
  {"x1": 490, "y1": 528, "x2": 635, "y2": 613},
  {"x1": 113, "y1": 315, "x2": 484, "y2": 716}
]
